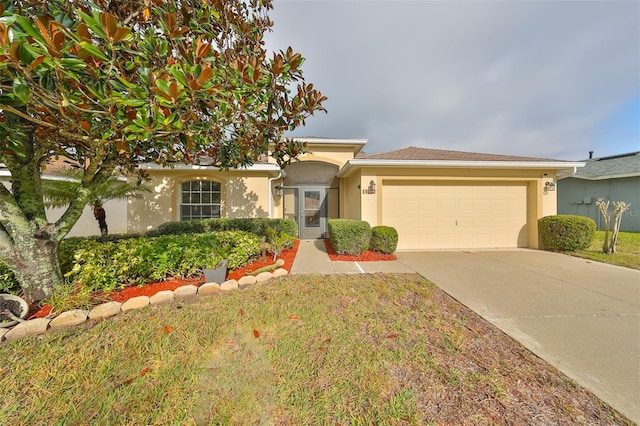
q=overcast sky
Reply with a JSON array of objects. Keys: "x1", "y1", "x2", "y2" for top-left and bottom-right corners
[{"x1": 264, "y1": 0, "x2": 640, "y2": 160}]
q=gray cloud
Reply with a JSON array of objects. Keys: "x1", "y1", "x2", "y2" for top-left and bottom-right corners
[{"x1": 265, "y1": 0, "x2": 640, "y2": 160}]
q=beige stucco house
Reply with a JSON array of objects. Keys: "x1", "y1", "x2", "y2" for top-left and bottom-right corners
[{"x1": 127, "y1": 138, "x2": 584, "y2": 250}]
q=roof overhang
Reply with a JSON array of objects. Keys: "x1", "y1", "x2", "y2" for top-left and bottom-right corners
[
  {"x1": 337, "y1": 159, "x2": 586, "y2": 178},
  {"x1": 138, "y1": 162, "x2": 282, "y2": 174},
  {"x1": 569, "y1": 172, "x2": 640, "y2": 181}
]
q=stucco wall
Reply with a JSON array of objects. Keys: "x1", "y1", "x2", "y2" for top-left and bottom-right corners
[
  {"x1": 341, "y1": 171, "x2": 362, "y2": 220},
  {"x1": 128, "y1": 170, "x2": 273, "y2": 233},
  {"x1": 350, "y1": 167, "x2": 558, "y2": 249},
  {"x1": 297, "y1": 146, "x2": 357, "y2": 168},
  {"x1": 558, "y1": 177, "x2": 640, "y2": 232},
  {"x1": 48, "y1": 200, "x2": 128, "y2": 237}
]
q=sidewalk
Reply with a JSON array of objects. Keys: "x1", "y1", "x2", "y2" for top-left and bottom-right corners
[{"x1": 290, "y1": 240, "x2": 413, "y2": 275}]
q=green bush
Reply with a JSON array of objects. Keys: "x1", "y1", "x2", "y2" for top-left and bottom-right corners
[
  {"x1": 370, "y1": 226, "x2": 398, "y2": 254},
  {"x1": 0, "y1": 261, "x2": 19, "y2": 294},
  {"x1": 265, "y1": 228, "x2": 296, "y2": 260},
  {"x1": 65, "y1": 231, "x2": 261, "y2": 294},
  {"x1": 538, "y1": 215, "x2": 596, "y2": 251},
  {"x1": 147, "y1": 218, "x2": 297, "y2": 238},
  {"x1": 328, "y1": 219, "x2": 372, "y2": 255}
]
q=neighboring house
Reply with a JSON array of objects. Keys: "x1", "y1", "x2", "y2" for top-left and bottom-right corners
[
  {"x1": 128, "y1": 138, "x2": 583, "y2": 250},
  {"x1": 558, "y1": 151, "x2": 640, "y2": 232}
]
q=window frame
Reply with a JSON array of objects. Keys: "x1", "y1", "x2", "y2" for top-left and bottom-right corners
[{"x1": 179, "y1": 180, "x2": 222, "y2": 221}]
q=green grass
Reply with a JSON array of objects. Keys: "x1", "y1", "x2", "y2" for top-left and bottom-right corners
[
  {"x1": 571, "y1": 231, "x2": 640, "y2": 269},
  {"x1": 0, "y1": 274, "x2": 631, "y2": 425}
]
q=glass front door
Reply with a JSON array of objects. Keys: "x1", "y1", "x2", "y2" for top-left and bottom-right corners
[{"x1": 299, "y1": 188, "x2": 326, "y2": 239}]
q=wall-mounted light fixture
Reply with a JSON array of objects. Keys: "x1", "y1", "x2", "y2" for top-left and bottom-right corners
[
  {"x1": 543, "y1": 181, "x2": 556, "y2": 194},
  {"x1": 275, "y1": 185, "x2": 284, "y2": 197}
]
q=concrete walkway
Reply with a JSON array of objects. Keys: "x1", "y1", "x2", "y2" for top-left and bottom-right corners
[
  {"x1": 290, "y1": 242, "x2": 640, "y2": 423},
  {"x1": 290, "y1": 240, "x2": 414, "y2": 275}
]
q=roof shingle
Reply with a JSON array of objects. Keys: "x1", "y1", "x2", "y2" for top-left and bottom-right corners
[
  {"x1": 358, "y1": 146, "x2": 560, "y2": 162},
  {"x1": 574, "y1": 152, "x2": 640, "y2": 178}
]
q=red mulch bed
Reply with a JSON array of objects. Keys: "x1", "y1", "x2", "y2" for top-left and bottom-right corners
[
  {"x1": 323, "y1": 239, "x2": 397, "y2": 261},
  {"x1": 29, "y1": 239, "x2": 395, "y2": 319},
  {"x1": 28, "y1": 240, "x2": 300, "y2": 319}
]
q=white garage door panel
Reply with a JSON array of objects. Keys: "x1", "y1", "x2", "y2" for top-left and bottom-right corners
[{"x1": 383, "y1": 182, "x2": 528, "y2": 250}]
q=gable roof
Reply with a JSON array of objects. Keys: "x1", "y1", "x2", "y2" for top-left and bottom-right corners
[
  {"x1": 572, "y1": 151, "x2": 640, "y2": 180},
  {"x1": 339, "y1": 146, "x2": 584, "y2": 178}
]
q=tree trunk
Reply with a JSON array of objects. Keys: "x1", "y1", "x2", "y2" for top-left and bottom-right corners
[
  {"x1": 596, "y1": 201, "x2": 611, "y2": 254},
  {"x1": 610, "y1": 202, "x2": 630, "y2": 254},
  {"x1": 1, "y1": 227, "x2": 63, "y2": 302},
  {"x1": 0, "y1": 119, "x2": 75, "y2": 302}
]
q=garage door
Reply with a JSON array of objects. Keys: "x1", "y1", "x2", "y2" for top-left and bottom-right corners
[{"x1": 382, "y1": 182, "x2": 528, "y2": 250}]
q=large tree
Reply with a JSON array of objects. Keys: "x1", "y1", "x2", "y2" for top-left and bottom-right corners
[{"x1": 0, "y1": 0, "x2": 326, "y2": 302}]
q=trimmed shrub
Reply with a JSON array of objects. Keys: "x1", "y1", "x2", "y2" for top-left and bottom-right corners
[
  {"x1": 328, "y1": 219, "x2": 372, "y2": 255},
  {"x1": 370, "y1": 226, "x2": 398, "y2": 254},
  {"x1": 64, "y1": 231, "x2": 260, "y2": 294},
  {"x1": 3, "y1": 229, "x2": 263, "y2": 297},
  {"x1": 538, "y1": 215, "x2": 596, "y2": 251},
  {"x1": 147, "y1": 218, "x2": 297, "y2": 238}
]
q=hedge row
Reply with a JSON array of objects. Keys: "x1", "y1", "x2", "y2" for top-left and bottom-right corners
[
  {"x1": 538, "y1": 215, "x2": 595, "y2": 251},
  {"x1": 328, "y1": 220, "x2": 398, "y2": 255},
  {"x1": 62, "y1": 231, "x2": 260, "y2": 294},
  {"x1": 146, "y1": 218, "x2": 297, "y2": 238}
]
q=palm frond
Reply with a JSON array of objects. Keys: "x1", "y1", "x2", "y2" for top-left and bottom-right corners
[{"x1": 42, "y1": 168, "x2": 151, "y2": 208}]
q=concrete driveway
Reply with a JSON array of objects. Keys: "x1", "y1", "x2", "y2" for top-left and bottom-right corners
[{"x1": 397, "y1": 250, "x2": 640, "y2": 423}]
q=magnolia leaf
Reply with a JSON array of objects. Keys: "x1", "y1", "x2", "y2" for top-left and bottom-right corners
[
  {"x1": 76, "y1": 10, "x2": 107, "y2": 40},
  {"x1": 155, "y1": 78, "x2": 170, "y2": 94},
  {"x1": 60, "y1": 58, "x2": 86, "y2": 71},
  {"x1": 13, "y1": 15, "x2": 45, "y2": 42},
  {"x1": 12, "y1": 77, "x2": 30, "y2": 103},
  {"x1": 99, "y1": 12, "x2": 118, "y2": 38},
  {"x1": 169, "y1": 67, "x2": 188, "y2": 86},
  {"x1": 28, "y1": 56, "x2": 45, "y2": 71},
  {"x1": 79, "y1": 41, "x2": 109, "y2": 61}
]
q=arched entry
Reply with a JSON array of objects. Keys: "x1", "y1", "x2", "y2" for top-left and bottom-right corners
[{"x1": 282, "y1": 161, "x2": 339, "y2": 239}]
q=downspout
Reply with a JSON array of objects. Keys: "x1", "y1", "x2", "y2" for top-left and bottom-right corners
[{"x1": 268, "y1": 169, "x2": 287, "y2": 218}]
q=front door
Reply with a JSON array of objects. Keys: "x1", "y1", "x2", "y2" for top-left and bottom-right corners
[{"x1": 299, "y1": 187, "x2": 326, "y2": 239}]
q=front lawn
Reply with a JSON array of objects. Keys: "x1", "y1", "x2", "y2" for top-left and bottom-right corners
[
  {"x1": 0, "y1": 274, "x2": 630, "y2": 425},
  {"x1": 571, "y1": 231, "x2": 640, "y2": 270}
]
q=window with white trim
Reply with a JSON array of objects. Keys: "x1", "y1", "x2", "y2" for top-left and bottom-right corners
[{"x1": 180, "y1": 180, "x2": 221, "y2": 220}]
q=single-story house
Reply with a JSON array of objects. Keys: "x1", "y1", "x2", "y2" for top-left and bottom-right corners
[
  {"x1": 127, "y1": 138, "x2": 584, "y2": 250},
  {"x1": 557, "y1": 151, "x2": 640, "y2": 232},
  {"x1": 1, "y1": 138, "x2": 585, "y2": 249}
]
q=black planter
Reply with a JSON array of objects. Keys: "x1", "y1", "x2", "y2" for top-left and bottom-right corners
[{"x1": 203, "y1": 260, "x2": 228, "y2": 283}]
